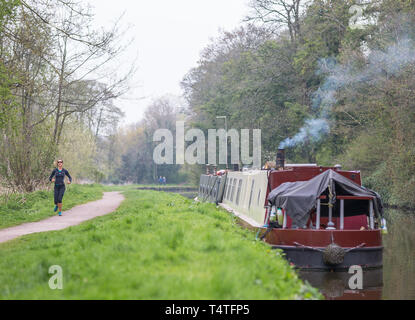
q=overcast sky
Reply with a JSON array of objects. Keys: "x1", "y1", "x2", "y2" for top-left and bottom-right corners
[{"x1": 87, "y1": 0, "x2": 250, "y2": 125}]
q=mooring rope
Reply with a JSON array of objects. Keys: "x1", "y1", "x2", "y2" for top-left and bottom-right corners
[{"x1": 293, "y1": 241, "x2": 366, "y2": 253}]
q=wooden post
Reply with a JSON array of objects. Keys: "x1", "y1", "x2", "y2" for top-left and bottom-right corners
[
  {"x1": 283, "y1": 210, "x2": 287, "y2": 229},
  {"x1": 370, "y1": 200, "x2": 374, "y2": 230},
  {"x1": 316, "y1": 199, "x2": 321, "y2": 230},
  {"x1": 327, "y1": 204, "x2": 336, "y2": 230},
  {"x1": 264, "y1": 206, "x2": 271, "y2": 226}
]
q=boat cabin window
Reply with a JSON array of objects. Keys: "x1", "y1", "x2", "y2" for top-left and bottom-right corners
[
  {"x1": 223, "y1": 181, "x2": 228, "y2": 199},
  {"x1": 227, "y1": 178, "x2": 233, "y2": 200},
  {"x1": 248, "y1": 180, "x2": 255, "y2": 209},
  {"x1": 257, "y1": 189, "x2": 261, "y2": 206},
  {"x1": 230, "y1": 179, "x2": 235, "y2": 202},
  {"x1": 236, "y1": 179, "x2": 243, "y2": 205}
]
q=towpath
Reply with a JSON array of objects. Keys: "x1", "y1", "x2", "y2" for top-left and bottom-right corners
[{"x1": 0, "y1": 191, "x2": 124, "y2": 244}]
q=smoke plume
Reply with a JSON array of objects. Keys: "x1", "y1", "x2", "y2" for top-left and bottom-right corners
[{"x1": 279, "y1": 36, "x2": 415, "y2": 149}]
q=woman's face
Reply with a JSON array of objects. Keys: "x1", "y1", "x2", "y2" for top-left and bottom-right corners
[{"x1": 57, "y1": 160, "x2": 63, "y2": 168}]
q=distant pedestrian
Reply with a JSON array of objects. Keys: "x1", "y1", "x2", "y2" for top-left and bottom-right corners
[
  {"x1": 158, "y1": 176, "x2": 163, "y2": 185},
  {"x1": 163, "y1": 176, "x2": 167, "y2": 185},
  {"x1": 49, "y1": 159, "x2": 72, "y2": 216}
]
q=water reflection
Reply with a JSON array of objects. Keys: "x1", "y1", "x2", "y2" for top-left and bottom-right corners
[
  {"x1": 298, "y1": 208, "x2": 415, "y2": 300},
  {"x1": 299, "y1": 269, "x2": 383, "y2": 300},
  {"x1": 382, "y1": 208, "x2": 415, "y2": 300}
]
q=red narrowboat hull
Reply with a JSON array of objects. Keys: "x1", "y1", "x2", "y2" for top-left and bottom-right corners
[{"x1": 263, "y1": 228, "x2": 383, "y2": 270}]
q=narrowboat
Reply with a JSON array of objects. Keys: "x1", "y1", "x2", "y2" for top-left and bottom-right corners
[{"x1": 198, "y1": 149, "x2": 385, "y2": 271}]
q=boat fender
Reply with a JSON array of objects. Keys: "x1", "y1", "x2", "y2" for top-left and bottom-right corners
[
  {"x1": 323, "y1": 243, "x2": 345, "y2": 266},
  {"x1": 277, "y1": 208, "x2": 284, "y2": 225},
  {"x1": 381, "y1": 218, "x2": 388, "y2": 234}
]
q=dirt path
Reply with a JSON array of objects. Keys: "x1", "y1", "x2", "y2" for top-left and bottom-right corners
[{"x1": 0, "y1": 191, "x2": 124, "y2": 244}]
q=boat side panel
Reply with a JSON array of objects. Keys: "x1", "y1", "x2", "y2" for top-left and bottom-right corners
[
  {"x1": 222, "y1": 171, "x2": 268, "y2": 226},
  {"x1": 264, "y1": 229, "x2": 382, "y2": 247}
]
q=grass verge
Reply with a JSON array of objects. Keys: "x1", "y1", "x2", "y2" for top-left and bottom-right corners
[
  {"x1": 0, "y1": 184, "x2": 104, "y2": 230},
  {"x1": 0, "y1": 189, "x2": 321, "y2": 299}
]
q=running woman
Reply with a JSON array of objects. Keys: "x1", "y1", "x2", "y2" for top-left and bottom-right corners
[{"x1": 49, "y1": 159, "x2": 72, "y2": 216}]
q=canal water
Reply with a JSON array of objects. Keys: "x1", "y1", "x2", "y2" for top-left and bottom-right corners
[
  {"x1": 162, "y1": 189, "x2": 415, "y2": 300},
  {"x1": 299, "y1": 208, "x2": 415, "y2": 300},
  {"x1": 381, "y1": 208, "x2": 415, "y2": 300}
]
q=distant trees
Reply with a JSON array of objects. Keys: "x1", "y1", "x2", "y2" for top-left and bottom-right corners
[
  {"x1": 182, "y1": 0, "x2": 415, "y2": 207},
  {"x1": 181, "y1": 24, "x2": 309, "y2": 164},
  {"x1": 246, "y1": 0, "x2": 307, "y2": 43},
  {"x1": 97, "y1": 96, "x2": 187, "y2": 185}
]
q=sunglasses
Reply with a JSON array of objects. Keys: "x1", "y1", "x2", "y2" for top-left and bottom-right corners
[{"x1": 57, "y1": 161, "x2": 63, "y2": 163}]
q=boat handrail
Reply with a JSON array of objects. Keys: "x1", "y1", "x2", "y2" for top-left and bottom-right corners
[
  {"x1": 285, "y1": 164, "x2": 318, "y2": 167},
  {"x1": 319, "y1": 195, "x2": 375, "y2": 200},
  {"x1": 315, "y1": 196, "x2": 376, "y2": 230}
]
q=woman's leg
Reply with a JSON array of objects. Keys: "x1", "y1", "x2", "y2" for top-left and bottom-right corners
[
  {"x1": 57, "y1": 185, "x2": 66, "y2": 214},
  {"x1": 53, "y1": 186, "x2": 59, "y2": 212},
  {"x1": 54, "y1": 186, "x2": 59, "y2": 205}
]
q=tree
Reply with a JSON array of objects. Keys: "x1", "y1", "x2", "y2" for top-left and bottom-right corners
[
  {"x1": 246, "y1": 0, "x2": 308, "y2": 43},
  {"x1": 0, "y1": 0, "x2": 134, "y2": 191},
  {"x1": 19, "y1": 0, "x2": 134, "y2": 145}
]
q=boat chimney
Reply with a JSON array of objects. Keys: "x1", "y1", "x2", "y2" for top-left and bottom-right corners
[{"x1": 276, "y1": 149, "x2": 285, "y2": 170}]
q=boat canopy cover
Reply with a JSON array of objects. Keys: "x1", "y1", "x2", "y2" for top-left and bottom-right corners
[{"x1": 267, "y1": 169, "x2": 384, "y2": 228}]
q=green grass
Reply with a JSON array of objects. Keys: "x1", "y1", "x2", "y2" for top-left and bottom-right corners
[
  {"x1": 0, "y1": 189, "x2": 321, "y2": 299},
  {"x1": 0, "y1": 184, "x2": 104, "y2": 229},
  {"x1": 105, "y1": 183, "x2": 198, "y2": 192}
]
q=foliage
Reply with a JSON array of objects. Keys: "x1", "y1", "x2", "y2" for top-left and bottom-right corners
[
  {"x1": 98, "y1": 96, "x2": 187, "y2": 185},
  {"x1": 58, "y1": 122, "x2": 98, "y2": 183},
  {"x1": 182, "y1": 0, "x2": 415, "y2": 208},
  {"x1": 0, "y1": 0, "x2": 132, "y2": 191}
]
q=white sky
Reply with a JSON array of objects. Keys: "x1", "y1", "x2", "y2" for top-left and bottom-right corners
[{"x1": 87, "y1": 0, "x2": 250, "y2": 125}]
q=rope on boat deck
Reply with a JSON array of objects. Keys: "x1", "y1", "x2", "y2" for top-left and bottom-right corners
[
  {"x1": 256, "y1": 222, "x2": 282, "y2": 241},
  {"x1": 293, "y1": 241, "x2": 367, "y2": 266},
  {"x1": 293, "y1": 242, "x2": 366, "y2": 253}
]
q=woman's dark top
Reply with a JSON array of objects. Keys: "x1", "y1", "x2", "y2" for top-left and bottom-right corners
[{"x1": 49, "y1": 168, "x2": 72, "y2": 185}]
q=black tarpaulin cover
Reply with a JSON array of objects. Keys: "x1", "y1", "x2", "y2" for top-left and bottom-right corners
[{"x1": 267, "y1": 169, "x2": 384, "y2": 228}]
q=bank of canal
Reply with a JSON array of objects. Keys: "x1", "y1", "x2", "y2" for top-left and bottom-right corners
[{"x1": 159, "y1": 188, "x2": 415, "y2": 300}]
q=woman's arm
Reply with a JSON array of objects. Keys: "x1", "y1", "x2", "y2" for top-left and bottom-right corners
[
  {"x1": 65, "y1": 170, "x2": 72, "y2": 183},
  {"x1": 49, "y1": 169, "x2": 56, "y2": 182}
]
